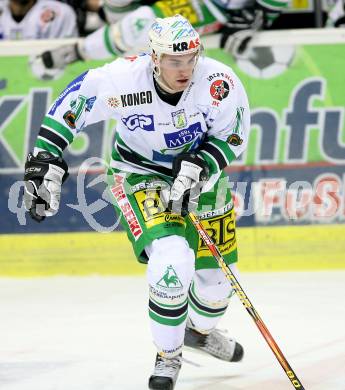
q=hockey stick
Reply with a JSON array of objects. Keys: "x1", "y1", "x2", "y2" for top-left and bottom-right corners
[{"x1": 188, "y1": 212, "x2": 305, "y2": 390}]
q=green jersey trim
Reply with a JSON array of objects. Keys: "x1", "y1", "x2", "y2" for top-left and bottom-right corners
[{"x1": 42, "y1": 116, "x2": 74, "y2": 144}]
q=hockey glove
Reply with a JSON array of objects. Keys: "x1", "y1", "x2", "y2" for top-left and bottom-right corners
[
  {"x1": 327, "y1": 0, "x2": 345, "y2": 27},
  {"x1": 30, "y1": 42, "x2": 85, "y2": 80},
  {"x1": 168, "y1": 153, "x2": 209, "y2": 217},
  {"x1": 24, "y1": 152, "x2": 69, "y2": 222},
  {"x1": 103, "y1": 0, "x2": 134, "y2": 23},
  {"x1": 221, "y1": 8, "x2": 266, "y2": 59}
]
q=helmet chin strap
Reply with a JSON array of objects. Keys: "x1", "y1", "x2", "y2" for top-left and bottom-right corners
[
  {"x1": 153, "y1": 71, "x2": 179, "y2": 94},
  {"x1": 151, "y1": 55, "x2": 179, "y2": 94}
]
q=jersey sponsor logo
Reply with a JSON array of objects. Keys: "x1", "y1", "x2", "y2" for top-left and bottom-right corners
[
  {"x1": 171, "y1": 109, "x2": 187, "y2": 129},
  {"x1": 197, "y1": 207, "x2": 237, "y2": 258},
  {"x1": 48, "y1": 71, "x2": 88, "y2": 115},
  {"x1": 85, "y1": 96, "x2": 96, "y2": 112},
  {"x1": 164, "y1": 122, "x2": 203, "y2": 149},
  {"x1": 133, "y1": 187, "x2": 185, "y2": 228},
  {"x1": 210, "y1": 80, "x2": 230, "y2": 101},
  {"x1": 157, "y1": 266, "x2": 183, "y2": 289},
  {"x1": 207, "y1": 73, "x2": 235, "y2": 89},
  {"x1": 111, "y1": 174, "x2": 143, "y2": 240},
  {"x1": 173, "y1": 38, "x2": 200, "y2": 52},
  {"x1": 198, "y1": 201, "x2": 234, "y2": 219},
  {"x1": 121, "y1": 91, "x2": 152, "y2": 107},
  {"x1": 183, "y1": 81, "x2": 194, "y2": 102},
  {"x1": 122, "y1": 114, "x2": 154, "y2": 131},
  {"x1": 107, "y1": 96, "x2": 121, "y2": 108},
  {"x1": 153, "y1": 122, "x2": 204, "y2": 162},
  {"x1": 70, "y1": 94, "x2": 87, "y2": 119}
]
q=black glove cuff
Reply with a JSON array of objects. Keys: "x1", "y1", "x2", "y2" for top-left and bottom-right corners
[
  {"x1": 24, "y1": 151, "x2": 69, "y2": 183},
  {"x1": 172, "y1": 152, "x2": 209, "y2": 181}
]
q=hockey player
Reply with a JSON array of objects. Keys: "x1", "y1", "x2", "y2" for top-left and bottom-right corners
[
  {"x1": 23, "y1": 15, "x2": 250, "y2": 389},
  {"x1": 31, "y1": 0, "x2": 287, "y2": 79},
  {"x1": 0, "y1": 0, "x2": 78, "y2": 40}
]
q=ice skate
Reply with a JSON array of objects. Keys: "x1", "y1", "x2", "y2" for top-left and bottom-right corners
[
  {"x1": 184, "y1": 325, "x2": 244, "y2": 362},
  {"x1": 148, "y1": 353, "x2": 182, "y2": 390}
]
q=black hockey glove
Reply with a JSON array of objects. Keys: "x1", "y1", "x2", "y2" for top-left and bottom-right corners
[
  {"x1": 24, "y1": 152, "x2": 69, "y2": 222},
  {"x1": 220, "y1": 8, "x2": 268, "y2": 58},
  {"x1": 30, "y1": 43, "x2": 84, "y2": 80},
  {"x1": 168, "y1": 153, "x2": 209, "y2": 217}
]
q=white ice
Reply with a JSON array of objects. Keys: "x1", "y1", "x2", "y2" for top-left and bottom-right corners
[{"x1": 0, "y1": 271, "x2": 344, "y2": 390}]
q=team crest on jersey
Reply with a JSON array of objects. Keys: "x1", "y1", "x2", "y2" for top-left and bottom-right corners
[
  {"x1": 210, "y1": 80, "x2": 230, "y2": 101},
  {"x1": 40, "y1": 9, "x2": 56, "y2": 24},
  {"x1": 63, "y1": 110, "x2": 76, "y2": 129},
  {"x1": 227, "y1": 134, "x2": 243, "y2": 146},
  {"x1": 172, "y1": 110, "x2": 187, "y2": 129}
]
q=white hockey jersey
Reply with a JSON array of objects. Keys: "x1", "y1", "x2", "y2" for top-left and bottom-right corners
[
  {"x1": 0, "y1": 0, "x2": 78, "y2": 40},
  {"x1": 35, "y1": 54, "x2": 250, "y2": 185}
]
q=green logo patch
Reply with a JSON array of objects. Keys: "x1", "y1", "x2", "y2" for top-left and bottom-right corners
[{"x1": 157, "y1": 265, "x2": 183, "y2": 289}]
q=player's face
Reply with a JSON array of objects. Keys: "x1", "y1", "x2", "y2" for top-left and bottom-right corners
[{"x1": 159, "y1": 53, "x2": 197, "y2": 92}]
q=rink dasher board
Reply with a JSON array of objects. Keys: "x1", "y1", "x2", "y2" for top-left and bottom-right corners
[
  {"x1": 1, "y1": 224, "x2": 344, "y2": 276},
  {"x1": 1, "y1": 28, "x2": 345, "y2": 56}
]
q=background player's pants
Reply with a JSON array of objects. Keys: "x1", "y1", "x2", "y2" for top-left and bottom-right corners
[{"x1": 83, "y1": 0, "x2": 222, "y2": 59}]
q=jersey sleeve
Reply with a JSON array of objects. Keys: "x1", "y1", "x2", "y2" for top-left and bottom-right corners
[
  {"x1": 44, "y1": 2, "x2": 79, "y2": 38},
  {"x1": 198, "y1": 72, "x2": 250, "y2": 176},
  {"x1": 256, "y1": 0, "x2": 288, "y2": 24},
  {"x1": 57, "y1": 4, "x2": 78, "y2": 38},
  {"x1": 34, "y1": 65, "x2": 119, "y2": 157}
]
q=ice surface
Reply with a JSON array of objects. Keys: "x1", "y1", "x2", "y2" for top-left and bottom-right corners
[{"x1": 1, "y1": 271, "x2": 344, "y2": 390}]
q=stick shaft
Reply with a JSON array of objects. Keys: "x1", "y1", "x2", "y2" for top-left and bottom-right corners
[{"x1": 188, "y1": 212, "x2": 305, "y2": 390}]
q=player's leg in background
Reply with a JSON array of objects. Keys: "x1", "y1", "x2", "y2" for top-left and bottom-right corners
[{"x1": 83, "y1": 5, "x2": 156, "y2": 58}]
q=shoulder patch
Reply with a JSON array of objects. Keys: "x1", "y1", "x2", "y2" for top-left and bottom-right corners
[{"x1": 48, "y1": 71, "x2": 88, "y2": 115}]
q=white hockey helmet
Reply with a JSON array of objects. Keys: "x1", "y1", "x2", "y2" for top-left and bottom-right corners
[{"x1": 148, "y1": 14, "x2": 201, "y2": 57}]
